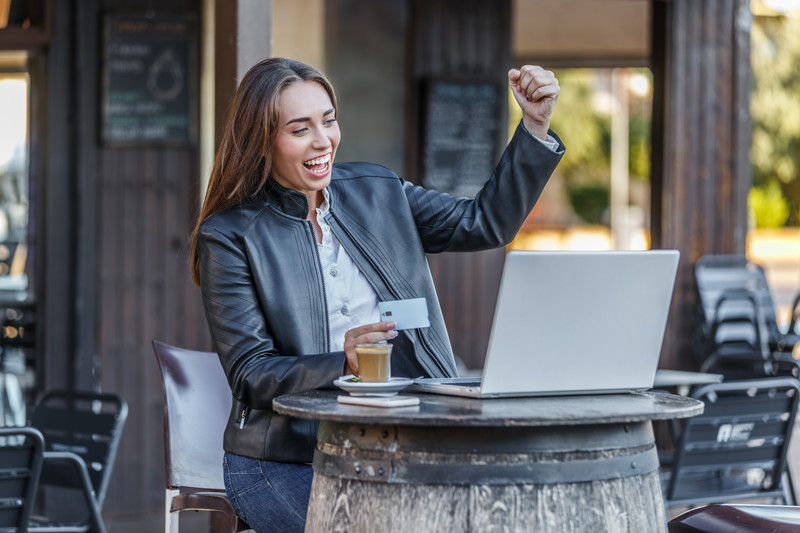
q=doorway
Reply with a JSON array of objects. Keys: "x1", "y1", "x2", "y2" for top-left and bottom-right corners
[{"x1": 0, "y1": 51, "x2": 34, "y2": 426}]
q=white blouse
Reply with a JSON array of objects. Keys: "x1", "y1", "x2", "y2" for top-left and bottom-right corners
[{"x1": 315, "y1": 188, "x2": 381, "y2": 352}]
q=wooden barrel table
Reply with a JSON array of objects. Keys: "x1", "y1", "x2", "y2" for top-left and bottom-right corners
[{"x1": 273, "y1": 390, "x2": 702, "y2": 533}]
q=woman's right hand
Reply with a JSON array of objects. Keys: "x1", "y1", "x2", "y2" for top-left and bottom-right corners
[
  {"x1": 343, "y1": 321, "x2": 397, "y2": 375},
  {"x1": 508, "y1": 65, "x2": 559, "y2": 141}
]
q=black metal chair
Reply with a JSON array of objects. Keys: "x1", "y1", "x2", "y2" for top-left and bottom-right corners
[
  {"x1": 789, "y1": 291, "x2": 800, "y2": 342},
  {"x1": 697, "y1": 289, "x2": 772, "y2": 378},
  {"x1": 152, "y1": 340, "x2": 250, "y2": 533},
  {"x1": 694, "y1": 255, "x2": 799, "y2": 372},
  {"x1": 0, "y1": 427, "x2": 44, "y2": 533},
  {"x1": 27, "y1": 391, "x2": 128, "y2": 533},
  {"x1": 660, "y1": 377, "x2": 800, "y2": 509}
]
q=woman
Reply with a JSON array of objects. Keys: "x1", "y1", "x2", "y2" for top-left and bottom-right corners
[{"x1": 190, "y1": 57, "x2": 563, "y2": 532}]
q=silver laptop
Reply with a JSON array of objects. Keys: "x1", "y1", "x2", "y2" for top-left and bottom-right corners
[{"x1": 411, "y1": 250, "x2": 680, "y2": 398}]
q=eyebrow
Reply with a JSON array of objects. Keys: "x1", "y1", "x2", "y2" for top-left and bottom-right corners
[{"x1": 285, "y1": 108, "x2": 336, "y2": 126}]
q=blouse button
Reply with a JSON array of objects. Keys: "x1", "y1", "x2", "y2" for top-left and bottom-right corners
[
  {"x1": 330, "y1": 268, "x2": 338, "y2": 277},
  {"x1": 340, "y1": 306, "x2": 348, "y2": 315}
]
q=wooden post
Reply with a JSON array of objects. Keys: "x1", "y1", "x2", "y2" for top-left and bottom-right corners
[
  {"x1": 407, "y1": 0, "x2": 513, "y2": 371},
  {"x1": 213, "y1": 0, "x2": 272, "y2": 146},
  {"x1": 650, "y1": 0, "x2": 752, "y2": 370}
]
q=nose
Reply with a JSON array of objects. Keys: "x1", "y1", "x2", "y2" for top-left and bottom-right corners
[{"x1": 311, "y1": 128, "x2": 332, "y2": 150}]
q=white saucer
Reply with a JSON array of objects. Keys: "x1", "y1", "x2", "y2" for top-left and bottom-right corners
[{"x1": 333, "y1": 375, "x2": 414, "y2": 396}]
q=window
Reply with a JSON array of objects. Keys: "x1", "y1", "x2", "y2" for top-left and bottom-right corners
[
  {"x1": 509, "y1": 67, "x2": 653, "y2": 252},
  {"x1": 0, "y1": 63, "x2": 31, "y2": 427},
  {"x1": 0, "y1": 71, "x2": 29, "y2": 286}
]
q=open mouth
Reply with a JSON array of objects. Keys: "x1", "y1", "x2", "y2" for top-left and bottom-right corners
[{"x1": 303, "y1": 153, "x2": 331, "y2": 176}]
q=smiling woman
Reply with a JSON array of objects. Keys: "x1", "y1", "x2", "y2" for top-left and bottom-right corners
[{"x1": 189, "y1": 57, "x2": 565, "y2": 533}]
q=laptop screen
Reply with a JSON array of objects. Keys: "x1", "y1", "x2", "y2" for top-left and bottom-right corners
[{"x1": 478, "y1": 250, "x2": 679, "y2": 396}]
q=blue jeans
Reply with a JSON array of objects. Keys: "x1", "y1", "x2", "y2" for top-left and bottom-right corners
[{"x1": 223, "y1": 452, "x2": 314, "y2": 533}]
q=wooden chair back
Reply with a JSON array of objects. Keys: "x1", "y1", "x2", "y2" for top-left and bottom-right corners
[{"x1": 152, "y1": 340, "x2": 248, "y2": 533}]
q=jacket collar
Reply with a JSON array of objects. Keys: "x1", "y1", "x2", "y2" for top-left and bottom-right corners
[{"x1": 260, "y1": 178, "x2": 312, "y2": 219}]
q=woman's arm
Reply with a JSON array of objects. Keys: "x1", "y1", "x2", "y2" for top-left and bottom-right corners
[
  {"x1": 405, "y1": 123, "x2": 564, "y2": 253},
  {"x1": 405, "y1": 65, "x2": 563, "y2": 252}
]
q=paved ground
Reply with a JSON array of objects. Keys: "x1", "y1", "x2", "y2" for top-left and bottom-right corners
[{"x1": 748, "y1": 228, "x2": 800, "y2": 329}]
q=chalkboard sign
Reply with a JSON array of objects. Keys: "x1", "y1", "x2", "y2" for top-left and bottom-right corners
[
  {"x1": 420, "y1": 80, "x2": 504, "y2": 197},
  {"x1": 101, "y1": 13, "x2": 196, "y2": 145}
]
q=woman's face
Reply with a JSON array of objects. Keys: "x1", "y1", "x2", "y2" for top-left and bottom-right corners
[{"x1": 271, "y1": 80, "x2": 340, "y2": 203}]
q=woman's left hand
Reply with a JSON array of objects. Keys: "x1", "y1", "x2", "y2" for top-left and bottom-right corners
[{"x1": 508, "y1": 65, "x2": 560, "y2": 141}]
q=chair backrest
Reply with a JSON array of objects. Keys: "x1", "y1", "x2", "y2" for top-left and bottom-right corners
[
  {"x1": 695, "y1": 254, "x2": 781, "y2": 352},
  {"x1": 0, "y1": 427, "x2": 44, "y2": 532},
  {"x1": 152, "y1": 340, "x2": 232, "y2": 491},
  {"x1": 29, "y1": 391, "x2": 128, "y2": 507},
  {"x1": 666, "y1": 377, "x2": 800, "y2": 504},
  {"x1": 707, "y1": 289, "x2": 764, "y2": 350}
]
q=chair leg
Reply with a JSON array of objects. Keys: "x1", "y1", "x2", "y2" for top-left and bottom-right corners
[
  {"x1": 783, "y1": 470, "x2": 797, "y2": 505},
  {"x1": 76, "y1": 466, "x2": 106, "y2": 533},
  {"x1": 89, "y1": 499, "x2": 108, "y2": 533},
  {"x1": 165, "y1": 489, "x2": 179, "y2": 533}
]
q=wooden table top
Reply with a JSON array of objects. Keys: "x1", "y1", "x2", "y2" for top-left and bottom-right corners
[{"x1": 273, "y1": 389, "x2": 703, "y2": 427}]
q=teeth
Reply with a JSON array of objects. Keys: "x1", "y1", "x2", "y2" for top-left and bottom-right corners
[{"x1": 304, "y1": 154, "x2": 331, "y2": 166}]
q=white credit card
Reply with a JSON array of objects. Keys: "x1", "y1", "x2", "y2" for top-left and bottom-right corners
[{"x1": 378, "y1": 298, "x2": 430, "y2": 330}]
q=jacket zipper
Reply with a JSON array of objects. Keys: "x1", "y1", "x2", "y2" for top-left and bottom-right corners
[
  {"x1": 239, "y1": 221, "x2": 330, "y2": 432},
  {"x1": 326, "y1": 212, "x2": 401, "y2": 299},
  {"x1": 306, "y1": 220, "x2": 331, "y2": 352},
  {"x1": 327, "y1": 211, "x2": 448, "y2": 375},
  {"x1": 238, "y1": 406, "x2": 249, "y2": 429}
]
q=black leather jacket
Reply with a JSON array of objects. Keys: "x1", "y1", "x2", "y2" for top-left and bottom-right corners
[{"x1": 197, "y1": 124, "x2": 564, "y2": 462}]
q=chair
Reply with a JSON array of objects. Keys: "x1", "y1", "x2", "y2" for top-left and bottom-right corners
[
  {"x1": 0, "y1": 427, "x2": 44, "y2": 533},
  {"x1": 697, "y1": 289, "x2": 771, "y2": 377},
  {"x1": 151, "y1": 340, "x2": 249, "y2": 533},
  {"x1": 789, "y1": 291, "x2": 800, "y2": 340},
  {"x1": 669, "y1": 504, "x2": 800, "y2": 532},
  {"x1": 28, "y1": 391, "x2": 128, "y2": 533},
  {"x1": 694, "y1": 255, "x2": 799, "y2": 371},
  {"x1": 661, "y1": 377, "x2": 800, "y2": 509}
]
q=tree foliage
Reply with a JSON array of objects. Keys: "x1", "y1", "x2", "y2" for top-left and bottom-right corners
[
  {"x1": 507, "y1": 68, "x2": 651, "y2": 225},
  {"x1": 751, "y1": 14, "x2": 800, "y2": 226}
]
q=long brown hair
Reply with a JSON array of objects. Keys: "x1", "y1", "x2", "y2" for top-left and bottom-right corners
[{"x1": 189, "y1": 58, "x2": 338, "y2": 285}]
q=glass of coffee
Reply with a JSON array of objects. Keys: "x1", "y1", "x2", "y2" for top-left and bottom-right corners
[{"x1": 355, "y1": 343, "x2": 393, "y2": 382}]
